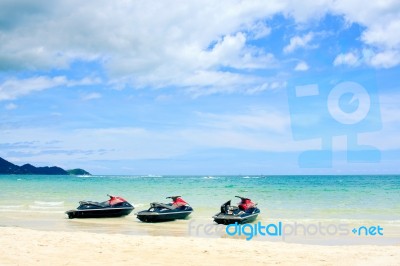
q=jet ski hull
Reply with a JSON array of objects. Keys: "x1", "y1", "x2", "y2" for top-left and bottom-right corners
[
  {"x1": 213, "y1": 212, "x2": 259, "y2": 225},
  {"x1": 136, "y1": 210, "x2": 192, "y2": 222},
  {"x1": 213, "y1": 208, "x2": 260, "y2": 225},
  {"x1": 66, "y1": 207, "x2": 134, "y2": 219},
  {"x1": 66, "y1": 196, "x2": 134, "y2": 219},
  {"x1": 136, "y1": 205, "x2": 193, "y2": 223}
]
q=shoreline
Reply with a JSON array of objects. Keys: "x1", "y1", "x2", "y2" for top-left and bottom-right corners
[
  {"x1": 2, "y1": 211, "x2": 399, "y2": 246},
  {"x1": 1, "y1": 227, "x2": 399, "y2": 266}
]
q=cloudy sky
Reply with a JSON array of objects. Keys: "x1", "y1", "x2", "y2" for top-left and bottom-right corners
[{"x1": 1, "y1": 0, "x2": 399, "y2": 175}]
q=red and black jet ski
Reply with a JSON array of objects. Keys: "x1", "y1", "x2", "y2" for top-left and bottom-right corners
[
  {"x1": 213, "y1": 196, "x2": 260, "y2": 225},
  {"x1": 65, "y1": 194, "x2": 134, "y2": 219},
  {"x1": 136, "y1": 196, "x2": 193, "y2": 222}
]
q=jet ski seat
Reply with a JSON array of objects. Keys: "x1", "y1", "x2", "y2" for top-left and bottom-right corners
[
  {"x1": 150, "y1": 202, "x2": 176, "y2": 210},
  {"x1": 238, "y1": 199, "x2": 256, "y2": 211},
  {"x1": 79, "y1": 201, "x2": 110, "y2": 208}
]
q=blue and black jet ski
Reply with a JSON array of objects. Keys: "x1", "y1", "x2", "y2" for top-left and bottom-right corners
[
  {"x1": 65, "y1": 194, "x2": 134, "y2": 219},
  {"x1": 213, "y1": 196, "x2": 260, "y2": 225},
  {"x1": 136, "y1": 196, "x2": 193, "y2": 222}
]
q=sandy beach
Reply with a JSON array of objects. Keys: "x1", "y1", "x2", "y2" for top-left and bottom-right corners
[{"x1": 0, "y1": 227, "x2": 399, "y2": 266}]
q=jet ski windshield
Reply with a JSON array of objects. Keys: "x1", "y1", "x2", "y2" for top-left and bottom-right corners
[{"x1": 220, "y1": 200, "x2": 231, "y2": 213}]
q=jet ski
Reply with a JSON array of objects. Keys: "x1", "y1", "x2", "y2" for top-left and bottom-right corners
[
  {"x1": 65, "y1": 194, "x2": 134, "y2": 219},
  {"x1": 136, "y1": 196, "x2": 193, "y2": 222},
  {"x1": 213, "y1": 196, "x2": 260, "y2": 225}
]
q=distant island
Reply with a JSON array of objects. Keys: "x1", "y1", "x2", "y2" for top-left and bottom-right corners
[
  {"x1": 66, "y1": 168, "x2": 91, "y2": 176},
  {"x1": 0, "y1": 157, "x2": 91, "y2": 175}
]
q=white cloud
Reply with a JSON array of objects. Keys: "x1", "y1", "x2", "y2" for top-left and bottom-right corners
[
  {"x1": 331, "y1": 0, "x2": 400, "y2": 68},
  {"x1": 203, "y1": 32, "x2": 276, "y2": 70},
  {"x1": 0, "y1": 126, "x2": 186, "y2": 162},
  {"x1": 283, "y1": 32, "x2": 314, "y2": 54},
  {"x1": 82, "y1": 92, "x2": 102, "y2": 101},
  {"x1": 282, "y1": 0, "x2": 333, "y2": 22},
  {"x1": 0, "y1": 76, "x2": 66, "y2": 101},
  {"x1": 0, "y1": 76, "x2": 100, "y2": 101},
  {"x1": 368, "y1": 50, "x2": 400, "y2": 68},
  {"x1": 333, "y1": 52, "x2": 360, "y2": 66},
  {"x1": 0, "y1": 0, "x2": 399, "y2": 99},
  {"x1": 178, "y1": 128, "x2": 299, "y2": 152},
  {"x1": 294, "y1": 61, "x2": 309, "y2": 71},
  {"x1": 196, "y1": 110, "x2": 290, "y2": 133},
  {"x1": 0, "y1": 119, "x2": 315, "y2": 167},
  {"x1": 0, "y1": 1, "x2": 286, "y2": 96},
  {"x1": 183, "y1": 70, "x2": 261, "y2": 97},
  {"x1": 5, "y1": 103, "x2": 17, "y2": 110},
  {"x1": 2, "y1": 97, "x2": 399, "y2": 169},
  {"x1": 246, "y1": 21, "x2": 271, "y2": 40},
  {"x1": 334, "y1": 49, "x2": 400, "y2": 68},
  {"x1": 361, "y1": 19, "x2": 400, "y2": 50},
  {"x1": 182, "y1": 70, "x2": 286, "y2": 97}
]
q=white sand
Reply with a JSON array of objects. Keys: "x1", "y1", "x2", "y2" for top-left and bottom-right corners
[{"x1": 0, "y1": 227, "x2": 399, "y2": 266}]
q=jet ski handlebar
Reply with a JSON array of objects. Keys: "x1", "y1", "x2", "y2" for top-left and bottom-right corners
[
  {"x1": 166, "y1": 196, "x2": 181, "y2": 200},
  {"x1": 235, "y1": 195, "x2": 250, "y2": 200}
]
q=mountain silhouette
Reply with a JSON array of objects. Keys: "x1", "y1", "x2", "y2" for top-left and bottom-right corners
[{"x1": 0, "y1": 157, "x2": 90, "y2": 175}]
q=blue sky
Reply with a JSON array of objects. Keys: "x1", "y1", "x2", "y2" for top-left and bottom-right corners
[{"x1": 1, "y1": 1, "x2": 399, "y2": 174}]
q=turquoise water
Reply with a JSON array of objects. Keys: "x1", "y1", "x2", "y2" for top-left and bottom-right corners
[
  {"x1": 0, "y1": 175, "x2": 399, "y2": 243},
  {"x1": 1, "y1": 175, "x2": 399, "y2": 219}
]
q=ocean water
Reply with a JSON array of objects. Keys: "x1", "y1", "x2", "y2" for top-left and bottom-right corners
[{"x1": 0, "y1": 175, "x2": 399, "y2": 244}]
